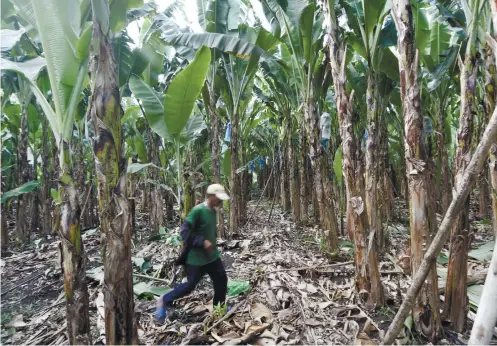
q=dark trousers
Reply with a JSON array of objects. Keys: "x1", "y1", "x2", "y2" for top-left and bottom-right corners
[{"x1": 162, "y1": 258, "x2": 228, "y2": 307}]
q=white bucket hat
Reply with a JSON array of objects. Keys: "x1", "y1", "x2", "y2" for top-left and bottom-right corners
[{"x1": 206, "y1": 183, "x2": 230, "y2": 200}]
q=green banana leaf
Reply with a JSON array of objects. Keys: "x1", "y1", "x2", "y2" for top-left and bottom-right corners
[
  {"x1": 130, "y1": 46, "x2": 210, "y2": 141},
  {"x1": 163, "y1": 32, "x2": 272, "y2": 61},
  {"x1": 333, "y1": 146, "x2": 343, "y2": 186},
  {"x1": 222, "y1": 148, "x2": 231, "y2": 177},
  {"x1": 164, "y1": 46, "x2": 210, "y2": 137},
  {"x1": 1, "y1": 180, "x2": 40, "y2": 203},
  {"x1": 128, "y1": 75, "x2": 170, "y2": 140}
]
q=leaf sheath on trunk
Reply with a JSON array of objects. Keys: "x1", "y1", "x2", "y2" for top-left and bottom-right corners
[{"x1": 89, "y1": 1, "x2": 138, "y2": 343}]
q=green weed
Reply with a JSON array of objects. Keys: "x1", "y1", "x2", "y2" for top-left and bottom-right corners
[{"x1": 212, "y1": 302, "x2": 227, "y2": 321}]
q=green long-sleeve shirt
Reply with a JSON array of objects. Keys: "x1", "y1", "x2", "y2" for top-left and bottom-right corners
[{"x1": 184, "y1": 202, "x2": 220, "y2": 266}]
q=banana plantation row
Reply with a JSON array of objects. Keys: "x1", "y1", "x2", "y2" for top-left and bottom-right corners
[{"x1": 1, "y1": 0, "x2": 497, "y2": 344}]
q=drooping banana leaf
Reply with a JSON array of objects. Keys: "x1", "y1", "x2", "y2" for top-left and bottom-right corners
[
  {"x1": 0, "y1": 180, "x2": 40, "y2": 203},
  {"x1": 426, "y1": 45, "x2": 459, "y2": 92},
  {"x1": 12, "y1": 0, "x2": 92, "y2": 145},
  {"x1": 128, "y1": 75, "x2": 170, "y2": 140},
  {"x1": 0, "y1": 56, "x2": 61, "y2": 143},
  {"x1": 0, "y1": 29, "x2": 26, "y2": 53},
  {"x1": 0, "y1": 56, "x2": 45, "y2": 80},
  {"x1": 179, "y1": 114, "x2": 206, "y2": 144}
]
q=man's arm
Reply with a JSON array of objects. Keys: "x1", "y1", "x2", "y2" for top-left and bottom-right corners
[{"x1": 180, "y1": 220, "x2": 205, "y2": 248}]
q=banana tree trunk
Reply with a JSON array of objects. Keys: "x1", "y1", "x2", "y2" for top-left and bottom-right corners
[
  {"x1": 289, "y1": 125, "x2": 301, "y2": 222},
  {"x1": 184, "y1": 152, "x2": 195, "y2": 217},
  {"x1": 58, "y1": 143, "x2": 92, "y2": 344},
  {"x1": 300, "y1": 134, "x2": 309, "y2": 217},
  {"x1": 273, "y1": 154, "x2": 281, "y2": 204},
  {"x1": 239, "y1": 149, "x2": 248, "y2": 225},
  {"x1": 88, "y1": 167, "x2": 98, "y2": 227},
  {"x1": 478, "y1": 48, "x2": 491, "y2": 218},
  {"x1": 491, "y1": 146, "x2": 497, "y2": 239},
  {"x1": 74, "y1": 134, "x2": 86, "y2": 227},
  {"x1": 484, "y1": 43, "x2": 497, "y2": 238},
  {"x1": 89, "y1": 1, "x2": 137, "y2": 343},
  {"x1": 280, "y1": 123, "x2": 291, "y2": 212},
  {"x1": 16, "y1": 103, "x2": 30, "y2": 244},
  {"x1": 478, "y1": 124, "x2": 489, "y2": 219},
  {"x1": 32, "y1": 153, "x2": 41, "y2": 234},
  {"x1": 326, "y1": 2, "x2": 383, "y2": 307},
  {"x1": 243, "y1": 170, "x2": 251, "y2": 212},
  {"x1": 208, "y1": 85, "x2": 225, "y2": 237},
  {"x1": 141, "y1": 129, "x2": 151, "y2": 213},
  {"x1": 128, "y1": 157, "x2": 137, "y2": 233},
  {"x1": 229, "y1": 113, "x2": 240, "y2": 234},
  {"x1": 149, "y1": 133, "x2": 163, "y2": 233},
  {"x1": 312, "y1": 182, "x2": 320, "y2": 224},
  {"x1": 41, "y1": 115, "x2": 52, "y2": 234},
  {"x1": 392, "y1": 0, "x2": 442, "y2": 339},
  {"x1": 437, "y1": 108, "x2": 452, "y2": 215},
  {"x1": 184, "y1": 173, "x2": 194, "y2": 216},
  {"x1": 365, "y1": 72, "x2": 384, "y2": 251},
  {"x1": 383, "y1": 93, "x2": 497, "y2": 344},
  {"x1": 382, "y1": 123, "x2": 393, "y2": 222},
  {"x1": 166, "y1": 191, "x2": 175, "y2": 221},
  {"x1": 303, "y1": 84, "x2": 339, "y2": 252},
  {"x1": 1, "y1": 206, "x2": 8, "y2": 251},
  {"x1": 266, "y1": 157, "x2": 272, "y2": 198},
  {"x1": 444, "y1": 35, "x2": 479, "y2": 334}
]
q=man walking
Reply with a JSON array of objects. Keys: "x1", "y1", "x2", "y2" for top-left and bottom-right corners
[{"x1": 156, "y1": 184, "x2": 230, "y2": 324}]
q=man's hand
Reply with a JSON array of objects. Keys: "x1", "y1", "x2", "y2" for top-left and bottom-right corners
[{"x1": 203, "y1": 240, "x2": 213, "y2": 250}]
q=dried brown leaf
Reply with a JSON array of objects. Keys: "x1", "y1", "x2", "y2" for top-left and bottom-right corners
[
  {"x1": 304, "y1": 318, "x2": 322, "y2": 327},
  {"x1": 306, "y1": 283, "x2": 318, "y2": 294},
  {"x1": 316, "y1": 301, "x2": 334, "y2": 309},
  {"x1": 278, "y1": 328, "x2": 290, "y2": 341},
  {"x1": 259, "y1": 330, "x2": 277, "y2": 340},
  {"x1": 250, "y1": 303, "x2": 273, "y2": 324},
  {"x1": 354, "y1": 331, "x2": 377, "y2": 345},
  {"x1": 265, "y1": 290, "x2": 279, "y2": 308},
  {"x1": 254, "y1": 337, "x2": 275, "y2": 345},
  {"x1": 6, "y1": 315, "x2": 26, "y2": 328},
  {"x1": 277, "y1": 309, "x2": 295, "y2": 323}
]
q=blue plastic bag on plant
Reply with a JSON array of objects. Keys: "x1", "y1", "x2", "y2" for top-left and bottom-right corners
[
  {"x1": 320, "y1": 112, "x2": 331, "y2": 141},
  {"x1": 224, "y1": 122, "x2": 231, "y2": 142},
  {"x1": 322, "y1": 138, "x2": 329, "y2": 149}
]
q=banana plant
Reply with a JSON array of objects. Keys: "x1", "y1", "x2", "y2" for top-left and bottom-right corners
[
  {"x1": 1, "y1": 0, "x2": 148, "y2": 342},
  {"x1": 1, "y1": 24, "x2": 45, "y2": 240},
  {"x1": 143, "y1": 7, "x2": 277, "y2": 231},
  {"x1": 0, "y1": 74, "x2": 34, "y2": 242},
  {"x1": 129, "y1": 46, "x2": 211, "y2": 219},
  {"x1": 442, "y1": 0, "x2": 486, "y2": 333},
  {"x1": 391, "y1": 0, "x2": 447, "y2": 339},
  {"x1": 420, "y1": 2, "x2": 462, "y2": 215},
  {"x1": 260, "y1": 0, "x2": 340, "y2": 250},
  {"x1": 325, "y1": 0, "x2": 386, "y2": 307},
  {"x1": 258, "y1": 61, "x2": 301, "y2": 216},
  {"x1": 343, "y1": 0, "x2": 397, "y2": 252},
  {"x1": 198, "y1": 0, "x2": 245, "y2": 236},
  {"x1": 1, "y1": 0, "x2": 93, "y2": 342}
]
